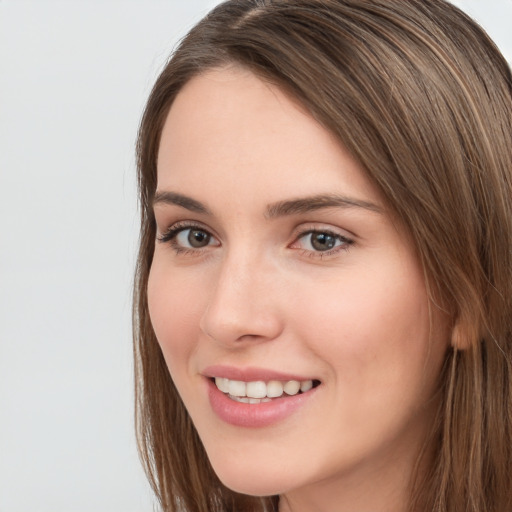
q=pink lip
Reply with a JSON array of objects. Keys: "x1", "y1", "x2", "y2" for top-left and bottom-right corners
[
  {"x1": 203, "y1": 366, "x2": 320, "y2": 428},
  {"x1": 202, "y1": 364, "x2": 315, "y2": 382}
]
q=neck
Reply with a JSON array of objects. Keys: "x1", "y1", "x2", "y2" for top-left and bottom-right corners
[
  {"x1": 278, "y1": 463, "x2": 410, "y2": 512},
  {"x1": 277, "y1": 426, "x2": 438, "y2": 512}
]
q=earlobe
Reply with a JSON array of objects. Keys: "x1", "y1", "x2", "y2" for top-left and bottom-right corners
[
  {"x1": 451, "y1": 321, "x2": 467, "y2": 350},
  {"x1": 450, "y1": 317, "x2": 480, "y2": 351}
]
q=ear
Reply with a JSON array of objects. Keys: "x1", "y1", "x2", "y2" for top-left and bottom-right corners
[{"x1": 450, "y1": 316, "x2": 479, "y2": 351}]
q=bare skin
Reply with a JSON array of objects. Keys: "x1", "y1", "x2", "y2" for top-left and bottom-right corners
[{"x1": 148, "y1": 66, "x2": 450, "y2": 512}]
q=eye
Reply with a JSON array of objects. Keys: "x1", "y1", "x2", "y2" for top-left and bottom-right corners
[
  {"x1": 157, "y1": 223, "x2": 220, "y2": 253},
  {"x1": 293, "y1": 229, "x2": 353, "y2": 254},
  {"x1": 176, "y1": 228, "x2": 214, "y2": 248}
]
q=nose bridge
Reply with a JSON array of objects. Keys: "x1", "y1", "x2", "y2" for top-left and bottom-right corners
[{"x1": 200, "y1": 245, "x2": 282, "y2": 345}]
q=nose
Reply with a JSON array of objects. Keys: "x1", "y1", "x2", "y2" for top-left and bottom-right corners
[{"x1": 199, "y1": 252, "x2": 284, "y2": 346}]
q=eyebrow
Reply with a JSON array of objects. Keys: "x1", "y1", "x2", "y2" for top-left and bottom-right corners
[
  {"x1": 266, "y1": 194, "x2": 382, "y2": 218},
  {"x1": 153, "y1": 190, "x2": 382, "y2": 217},
  {"x1": 153, "y1": 191, "x2": 211, "y2": 214}
]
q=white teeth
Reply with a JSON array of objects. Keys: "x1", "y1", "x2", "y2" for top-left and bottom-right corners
[
  {"x1": 229, "y1": 395, "x2": 272, "y2": 404},
  {"x1": 231, "y1": 396, "x2": 250, "y2": 403},
  {"x1": 214, "y1": 377, "x2": 316, "y2": 399},
  {"x1": 228, "y1": 380, "x2": 246, "y2": 397},
  {"x1": 283, "y1": 380, "x2": 301, "y2": 396},
  {"x1": 300, "y1": 380, "x2": 313, "y2": 392},
  {"x1": 249, "y1": 398, "x2": 266, "y2": 404},
  {"x1": 267, "y1": 380, "x2": 284, "y2": 398},
  {"x1": 215, "y1": 377, "x2": 229, "y2": 393},
  {"x1": 246, "y1": 381, "x2": 267, "y2": 399}
]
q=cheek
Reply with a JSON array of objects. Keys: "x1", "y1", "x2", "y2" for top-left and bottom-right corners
[
  {"x1": 291, "y1": 260, "x2": 446, "y2": 395},
  {"x1": 284, "y1": 264, "x2": 449, "y2": 462},
  {"x1": 147, "y1": 260, "x2": 206, "y2": 375}
]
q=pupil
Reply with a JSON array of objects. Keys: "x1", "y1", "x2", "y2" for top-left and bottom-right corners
[
  {"x1": 311, "y1": 233, "x2": 335, "y2": 251},
  {"x1": 188, "y1": 229, "x2": 210, "y2": 248}
]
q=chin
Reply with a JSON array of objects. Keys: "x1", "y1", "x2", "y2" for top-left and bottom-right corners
[
  {"x1": 217, "y1": 476, "x2": 284, "y2": 497},
  {"x1": 209, "y1": 457, "x2": 293, "y2": 497}
]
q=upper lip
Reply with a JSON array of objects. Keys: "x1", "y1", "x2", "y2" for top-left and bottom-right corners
[{"x1": 202, "y1": 365, "x2": 317, "y2": 382}]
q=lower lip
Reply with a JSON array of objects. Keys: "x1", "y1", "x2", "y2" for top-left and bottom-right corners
[{"x1": 206, "y1": 379, "x2": 318, "y2": 428}]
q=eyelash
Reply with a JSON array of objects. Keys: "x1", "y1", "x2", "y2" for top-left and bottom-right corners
[{"x1": 157, "y1": 222, "x2": 354, "y2": 258}]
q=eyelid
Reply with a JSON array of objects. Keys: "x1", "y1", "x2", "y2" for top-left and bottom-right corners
[
  {"x1": 290, "y1": 222, "x2": 354, "y2": 241},
  {"x1": 293, "y1": 229, "x2": 353, "y2": 246}
]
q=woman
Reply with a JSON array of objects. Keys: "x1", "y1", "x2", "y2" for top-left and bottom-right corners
[{"x1": 133, "y1": 1, "x2": 512, "y2": 511}]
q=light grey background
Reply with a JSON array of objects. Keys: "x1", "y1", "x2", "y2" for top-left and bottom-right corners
[{"x1": 0, "y1": 1, "x2": 510, "y2": 511}]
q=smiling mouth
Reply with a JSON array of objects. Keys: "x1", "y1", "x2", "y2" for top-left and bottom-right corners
[{"x1": 212, "y1": 377, "x2": 321, "y2": 404}]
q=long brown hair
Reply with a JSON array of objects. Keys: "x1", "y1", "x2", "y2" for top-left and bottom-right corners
[{"x1": 133, "y1": 1, "x2": 512, "y2": 510}]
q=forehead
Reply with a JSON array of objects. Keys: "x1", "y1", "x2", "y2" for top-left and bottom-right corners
[{"x1": 156, "y1": 66, "x2": 380, "y2": 209}]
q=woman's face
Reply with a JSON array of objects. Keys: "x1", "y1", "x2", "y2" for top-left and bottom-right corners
[{"x1": 148, "y1": 67, "x2": 450, "y2": 509}]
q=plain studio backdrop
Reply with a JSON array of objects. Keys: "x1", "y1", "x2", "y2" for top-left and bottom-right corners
[{"x1": 0, "y1": 1, "x2": 510, "y2": 511}]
